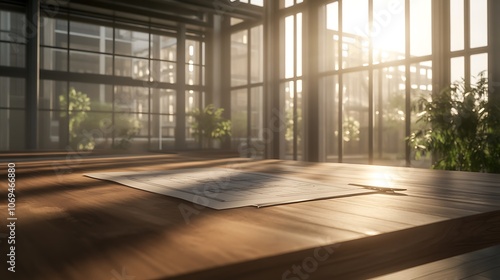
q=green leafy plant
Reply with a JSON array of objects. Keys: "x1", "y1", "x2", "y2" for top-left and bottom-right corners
[
  {"x1": 59, "y1": 88, "x2": 92, "y2": 150},
  {"x1": 60, "y1": 88, "x2": 142, "y2": 151},
  {"x1": 409, "y1": 72, "x2": 500, "y2": 173},
  {"x1": 189, "y1": 104, "x2": 231, "y2": 148}
]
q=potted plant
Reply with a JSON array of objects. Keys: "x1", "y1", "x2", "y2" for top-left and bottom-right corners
[
  {"x1": 409, "y1": 72, "x2": 500, "y2": 173},
  {"x1": 189, "y1": 104, "x2": 232, "y2": 149}
]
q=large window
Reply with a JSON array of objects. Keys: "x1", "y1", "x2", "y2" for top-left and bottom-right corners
[
  {"x1": 279, "y1": 13, "x2": 303, "y2": 160},
  {"x1": 230, "y1": 24, "x2": 264, "y2": 157},
  {"x1": 317, "y1": 0, "x2": 437, "y2": 166},
  {"x1": 36, "y1": 12, "x2": 203, "y2": 151},
  {"x1": 0, "y1": 9, "x2": 26, "y2": 151}
]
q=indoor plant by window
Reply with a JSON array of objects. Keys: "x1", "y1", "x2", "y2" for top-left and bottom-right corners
[
  {"x1": 189, "y1": 104, "x2": 232, "y2": 149},
  {"x1": 409, "y1": 72, "x2": 500, "y2": 173}
]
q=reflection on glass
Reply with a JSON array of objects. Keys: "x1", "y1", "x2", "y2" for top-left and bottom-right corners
[
  {"x1": 450, "y1": 0, "x2": 464, "y2": 51},
  {"x1": 343, "y1": 71, "x2": 369, "y2": 164},
  {"x1": 470, "y1": 0, "x2": 488, "y2": 48},
  {"x1": 410, "y1": 0, "x2": 432, "y2": 57},
  {"x1": 374, "y1": 67, "x2": 406, "y2": 166}
]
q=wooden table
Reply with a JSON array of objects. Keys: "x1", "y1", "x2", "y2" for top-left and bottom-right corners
[{"x1": 0, "y1": 152, "x2": 499, "y2": 280}]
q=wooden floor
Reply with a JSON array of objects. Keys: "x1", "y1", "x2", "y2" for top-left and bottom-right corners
[{"x1": 0, "y1": 152, "x2": 499, "y2": 280}]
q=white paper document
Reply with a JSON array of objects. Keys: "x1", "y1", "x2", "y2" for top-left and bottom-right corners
[{"x1": 85, "y1": 168, "x2": 373, "y2": 209}]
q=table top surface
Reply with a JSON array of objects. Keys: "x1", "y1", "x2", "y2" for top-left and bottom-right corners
[{"x1": 1, "y1": 152, "x2": 499, "y2": 280}]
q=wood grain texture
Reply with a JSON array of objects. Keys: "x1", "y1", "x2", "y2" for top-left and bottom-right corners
[{"x1": 0, "y1": 152, "x2": 499, "y2": 280}]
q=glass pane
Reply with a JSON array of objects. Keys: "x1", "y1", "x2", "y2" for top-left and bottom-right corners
[
  {"x1": 321, "y1": 3, "x2": 339, "y2": 72},
  {"x1": 249, "y1": 87, "x2": 264, "y2": 158},
  {"x1": 115, "y1": 29, "x2": 149, "y2": 58},
  {"x1": 296, "y1": 13, "x2": 303, "y2": 77},
  {"x1": 114, "y1": 113, "x2": 148, "y2": 141},
  {"x1": 0, "y1": 42, "x2": 25, "y2": 67},
  {"x1": 326, "y1": 2, "x2": 338, "y2": 31},
  {"x1": 114, "y1": 86, "x2": 149, "y2": 113},
  {"x1": 471, "y1": 53, "x2": 488, "y2": 83},
  {"x1": 40, "y1": 80, "x2": 66, "y2": 110},
  {"x1": 0, "y1": 10, "x2": 25, "y2": 43},
  {"x1": 0, "y1": 109, "x2": 25, "y2": 151},
  {"x1": 250, "y1": 25, "x2": 263, "y2": 83},
  {"x1": 186, "y1": 40, "x2": 201, "y2": 64},
  {"x1": 231, "y1": 89, "x2": 248, "y2": 145},
  {"x1": 410, "y1": 61, "x2": 432, "y2": 168},
  {"x1": 150, "y1": 114, "x2": 175, "y2": 150},
  {"x1": 151, "y1": 34, "x2": 176, "y2": 61},
  {"x1": 450, "y1": 56, "x2": 465, "y2": 83},
  {"x1": 67, "y1": 112, "x2": 112, "y2": 150},
  {"x1": 373, "y1": 0, "x2": 405, "y2": 63},
  {"x1": 281, "y1": 15, "x2": 295, "y2": 79},
  {"x1": 186, "y1": 64, "x2": 201, "y2": 85},
  {"x1": 342, "y1": 71, "x2": 369, "y2": 164},
  {"x1": 39, "y1": 110, "x2": 66, "y2": 149},
  {"x1": 231, "y1": 30, "x2": 248, "y2": 86},
  {"x1": 41, "y1": 17, "x2": 68, "y2": 47},
  {"x1": 410, "y1": 0, "x2": 432, "y2": 57},
  {"x1": 296, "y1": 80, "x2": 303, "y2": 160},
  {"x1": 41, "y1": 47, "x2": 67, "y2": 71},
  {"x1": 251, "y1": 0, "x2": 264, "y2": 6},
  {"x1": 320, "y1": 76, "x2": 339, "y2": 162},
  {"x1": 470, "y1": 0, "x2": 488, "y2": 48},
  {"x1": 342, "y1": 0, "x2": 369, "y2": 68},
  {"x1": 70, "y1": 82, "x2": 113, "y2": 111},
  {"x1": 70, "y1": 50, "x2": 113, "y2": 75},
  {"x1": 70, "y1": 22, "x2": 112, "y2": 53},
  {"x1": 0, "y1": 77, "x2": 25, "y2": 109},
  {"x1": 185, "y1": 90, "x2": 202, "y2": 143},
  {"x1": 374, "y1": 67, "x2": 406, "y2": 166},
  {"x1": 450, "y1": 0, "x2": 464, "y2": 51},
  {"x1": 281, "y1": 81, "x2": 294, "y2": 159},
  {"x1": 282, "y1": 0, "x2": 294, "y2": 8},
  {"x1": 151, "y1": 89, "x2": 176, "y2": 114},
  {"x1": 151, "y1": 60, "x2": 176, "y2": 83},
  {"x1": 114, "y1": 56, "x2": 149, "y2": 80}
]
